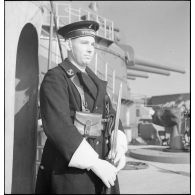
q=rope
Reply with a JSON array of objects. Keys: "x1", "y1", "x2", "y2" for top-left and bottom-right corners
[{"x1": 50, "y1": 1, "x2": 64, "y2": 62}]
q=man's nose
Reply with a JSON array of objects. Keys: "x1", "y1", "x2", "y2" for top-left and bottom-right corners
[{"x1": 87, "y1": 45, "x2": 94, "y2": 52}]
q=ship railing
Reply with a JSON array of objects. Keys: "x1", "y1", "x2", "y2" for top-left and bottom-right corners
[{"x1": 41, "y1": 2, "x2": 114, "y2": 41}]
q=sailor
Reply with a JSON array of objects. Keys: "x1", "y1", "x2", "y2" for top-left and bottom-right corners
[{"x1": 35, "y1": 20, "x2": 127, "y2": 194}]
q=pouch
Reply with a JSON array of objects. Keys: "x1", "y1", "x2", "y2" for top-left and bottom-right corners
[{"x1": 74, "y1": 111, "x2": 103, "y2": 137}]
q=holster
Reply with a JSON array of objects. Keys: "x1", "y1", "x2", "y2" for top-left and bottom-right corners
[{"x1": 74, "y1": 111, "x2": 104, "y2": 137}]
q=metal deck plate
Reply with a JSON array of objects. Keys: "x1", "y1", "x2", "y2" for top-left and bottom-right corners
[
  {"x1": 123, "y1": 161, "x2": 149, "y2": 170},
  {"x1": 127, "y1": 147, "x2": 190, "y2": 164}
]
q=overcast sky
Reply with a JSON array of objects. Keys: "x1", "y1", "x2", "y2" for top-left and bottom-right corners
[{"x1": 72, "y1": 1, "x2": 190, "y2": 97}]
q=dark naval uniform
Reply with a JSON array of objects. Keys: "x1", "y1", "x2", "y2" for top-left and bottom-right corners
[{"x1": 35, "y1": 58, "x2": 123, "y2": 194}]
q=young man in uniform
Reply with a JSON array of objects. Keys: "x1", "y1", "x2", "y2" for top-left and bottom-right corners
[{"x1": 35, "y1": 20, "x2": 127, "y2": 194}]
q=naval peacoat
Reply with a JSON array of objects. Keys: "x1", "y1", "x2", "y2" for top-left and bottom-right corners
[{"x1": 35, "y1": 58, "x2": 123, "y2": 194}]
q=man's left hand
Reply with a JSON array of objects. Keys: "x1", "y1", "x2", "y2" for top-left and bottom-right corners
[{"x1": 108, "y1": 130, "x2": 128, "y2": 172}]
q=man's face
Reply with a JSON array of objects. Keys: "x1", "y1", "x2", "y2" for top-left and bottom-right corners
[{"x1": 69, "y1": 36, "x2": 96, "y2": 67}]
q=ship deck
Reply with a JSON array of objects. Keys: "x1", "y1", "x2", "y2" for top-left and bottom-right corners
[{"x1": 118, "y1": 145, "x2": 190, "y2": 194}]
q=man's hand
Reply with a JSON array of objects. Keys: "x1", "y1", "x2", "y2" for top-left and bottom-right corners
[
  {"x1": 108, "y1": 146, "x2": 126, "y2": 172},
  {"x1": 68, "y1": 139, "x2": 117, "y2": 188},
  {"x1": 108, "y1": 130, "x2": 128, "y2": 172},
  {"x1": 90, "y1": 159, "x2": 117, "y2": 188}
]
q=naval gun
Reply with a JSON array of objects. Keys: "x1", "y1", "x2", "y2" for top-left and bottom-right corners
[
  {"x1": 127, "y1": 102, "x2": 190, "y2": 164},
  {"x1": 152, "y1": 105, "x2": 190, "y2": 151}
]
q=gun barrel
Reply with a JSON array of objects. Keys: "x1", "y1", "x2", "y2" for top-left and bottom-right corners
[
  {"x1": 127, "y1": 71, "x2": 149, "y2": 78},
  {"x1": 127, "y1": 76, "x2": 136, "y2": 80},
  {"x1": 127, "y1": 64, "x2": 170, "y2": 76},
  {"x1": 135, "y1": 58, "x2": 185, "y2": 74}
]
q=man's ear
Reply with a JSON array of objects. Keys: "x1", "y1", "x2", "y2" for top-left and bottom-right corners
[{"x1": 64, "y1": 39, "x2": 72, "y2": 51}]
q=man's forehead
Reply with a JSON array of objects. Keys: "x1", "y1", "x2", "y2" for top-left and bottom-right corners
[{"x1": 72, "y1": 36, "x2": 95, "y2": 43}]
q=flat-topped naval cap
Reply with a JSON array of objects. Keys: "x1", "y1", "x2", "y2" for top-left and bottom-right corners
[{"x1": 57, "y1": 20, "x2": 99, "y2": 40}]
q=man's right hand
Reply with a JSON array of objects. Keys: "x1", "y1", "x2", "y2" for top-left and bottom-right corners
[
  {"x1": 90, "y1": 159, "x2": 117, "y2": 188},
  {"x1": 68, "y1": 139, "x2": 117, "y2": 188}
]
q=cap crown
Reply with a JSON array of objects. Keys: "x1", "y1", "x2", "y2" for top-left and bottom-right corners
[{"x1": 57, "y1": 20, "x2": 99, "y2": 40}]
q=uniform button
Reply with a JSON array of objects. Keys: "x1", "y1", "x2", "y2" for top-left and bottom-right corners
[
  {"x1": 40, "y1": 165, "x2": 44, "y2": 170},
  {"x1": 96, "y1": 141, "x2": 99, "y2": 145},
  {"x1": 96, "y1": 106, "x2": 98, "y2": 109}
]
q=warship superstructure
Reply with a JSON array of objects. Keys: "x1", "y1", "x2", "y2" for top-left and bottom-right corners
[{"x1": 5, "y1": 1, "x2": 189, "y2": 193}]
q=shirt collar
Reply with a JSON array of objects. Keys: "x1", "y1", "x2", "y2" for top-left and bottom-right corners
[{"x1": 69, "y1": 59, "x2": 86, "y2": 73}]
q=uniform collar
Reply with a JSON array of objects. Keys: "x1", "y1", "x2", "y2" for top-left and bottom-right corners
[
  {"x1": 59, "y1": 58, "x2": 108, "y2": 87},
  {"x1": 59, "y1": 58, "x2": 82, "y2": 78},
  {"x1": 59, "y1": 58, "x2": 108, "y2": 112}
]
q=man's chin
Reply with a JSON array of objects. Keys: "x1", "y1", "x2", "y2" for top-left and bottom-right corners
[{"x1": 82, "y1": 61, "x2": 91, "y2": 66}]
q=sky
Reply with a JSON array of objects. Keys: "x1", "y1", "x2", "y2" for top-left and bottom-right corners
[{"x1": 72, "y1": 1, "x2": 190, "y2": 97}]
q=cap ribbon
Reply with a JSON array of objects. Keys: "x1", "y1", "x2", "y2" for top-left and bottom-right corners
[{"x1": 65, "y1": 29, "x2": 96, "y2": 39}]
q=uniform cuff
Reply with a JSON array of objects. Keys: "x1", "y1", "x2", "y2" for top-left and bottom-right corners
[{"x1": 68, "y1": 138, "x2": 99, "y2": 169}]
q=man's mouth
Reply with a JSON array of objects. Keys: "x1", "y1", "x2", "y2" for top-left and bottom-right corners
[{"x1": 85, "y1": 56, "x2": 92, "y2": 59}]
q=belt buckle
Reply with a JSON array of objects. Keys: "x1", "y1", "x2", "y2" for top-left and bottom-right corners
[{"x1": 84, "y1": 120, "x2": 92, "y2": 136}]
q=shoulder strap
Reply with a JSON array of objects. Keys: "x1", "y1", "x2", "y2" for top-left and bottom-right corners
[{"x1": 70, "y1": 75, "x2": 89, "y2": 112}]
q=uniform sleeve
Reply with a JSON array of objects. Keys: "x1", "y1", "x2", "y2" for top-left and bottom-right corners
[{"x1": 40, "y1": 69, "x2": 83, "y2": 162}]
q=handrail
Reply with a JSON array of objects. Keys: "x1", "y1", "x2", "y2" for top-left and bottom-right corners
[{"x1": 42, "y1": 2, "x2": 115, "y2": 41}]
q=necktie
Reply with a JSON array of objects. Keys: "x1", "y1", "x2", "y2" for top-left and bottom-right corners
[{"x1": 78, "y1": 72, "x2": 97, "y2": 99}]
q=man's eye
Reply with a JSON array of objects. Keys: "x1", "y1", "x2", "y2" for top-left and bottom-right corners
[{"x1": 80, "y1": 41, "x2": 95, "y2": 47}]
